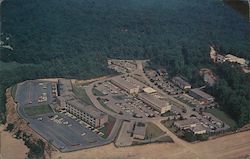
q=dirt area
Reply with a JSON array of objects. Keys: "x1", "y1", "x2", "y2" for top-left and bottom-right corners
[
  {"x1": 0, "y1": 125, "x2": 29, "y2": 159},
  {"x1": 73, "y1": 76, "x2": 109, "y2": 86},
  {"x1": 5, "y1": 88, "x2": 42, "y2": 140},
  {"x1": 52, "y1": 130, "x2": 250, "y2": 159}
]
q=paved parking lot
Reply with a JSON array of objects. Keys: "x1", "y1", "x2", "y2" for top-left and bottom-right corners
[
  {"x1": 95, "y1": 81, "x2": 161, "y2": 119},
  {"x1": 15, "y1": 80, "x2": 54, "y2": 106},
  {"x1": 15, "y1": 80, "x2": 112, "y2": 152},
  {"x1": 29, "y1": 113, "x2": 106, "y2": 152}
]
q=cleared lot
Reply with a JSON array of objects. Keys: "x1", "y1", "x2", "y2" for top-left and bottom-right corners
[{"x1": 53, "y1": 130, "x2": 250, "y2": 159}]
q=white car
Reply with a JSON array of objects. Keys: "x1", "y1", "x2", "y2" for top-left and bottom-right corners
[{"x1": 81, "y1": 133, "x2": 86, "y2": 136}]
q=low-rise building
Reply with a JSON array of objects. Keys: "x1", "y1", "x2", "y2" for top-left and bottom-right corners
[
  {"x1": 172, "y1": 77, "x2": 191, "y2": 90},
  {"x1": 65, "y1": 99, "x2": 108, "y2": 127},
  {"x1": 111, "y1": 76, "x2": 139, "y2": 94},
  {"x1": 174, "y1": 118, "x2": 200, "y2": 130},
  {"x1": 133, "y1": 122, "x2": 147, "y2": 140},
  {"x1": 56, "y1": 79, "x2": 108, "y2": 128},
  {"x1": 58, "y1": 79, "x2": 72, "y2": 96},
  {"x1": 143, "y1": 87, "x2": 157, "y2": 94},
  {"x1": 189, "y1": 88, "x2": 214, "y2": 104},
  {"x1": 138, "y1": 93, "x2": 171, "y2": 114},
  {"x1": 225, "y1": 54, "x2": 247, "y2": 66},
  {"x1": 191, "y1": 125, "x2": 207, "y2": 135}
]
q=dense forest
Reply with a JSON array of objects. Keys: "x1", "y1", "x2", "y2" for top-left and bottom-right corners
[{"x1": 0, "y1": 0, "x2": 250, "y2": 126}]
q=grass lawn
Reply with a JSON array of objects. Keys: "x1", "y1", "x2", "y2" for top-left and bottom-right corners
[
  {"x1": 98, "y1": 98, "x2": 117, "y2": 113},
  {"x1": 205, "y1": 108, "x2": 238, "y2": 129},
  {"x1": 72, "y1": 86, "x2": 93, "y2": 105},
  {"x1": 145, "y1": 122, "x2": 165, "y2": 139},
  {"x1": 112, "y1": 95, "x2": 126, "y2": 100},
  {"x1": 92, "y1": 88, "x2": 105, "y2": 96},
  {"x1": 24, "y1": 105, "x2": 53, "y2": 117},
  {"x1": 98, "y1": 115, "x2": 116, "y2": 139},
  {"x1": 161, "y1": 111, "x2": 174, "y2": 117}
]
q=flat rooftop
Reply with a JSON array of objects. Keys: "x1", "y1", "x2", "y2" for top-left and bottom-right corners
[
  {"x1": 58, "y1": 79, "x2": 73, "y2": 96},
  {"x1": 133, "y1": 122, "x2": 147, "y2": 137},
  {"x1": 126, "y1": 76, "x2": 148, "y2": 89},
  {"x1": 138, "y1": 93, "x2": 170, "y2": 109},
  {"x1": 111, "y1": 76, "x2": 139, "y2": 90},
  {"x1": 190, "y1": 88, "x2": 214, "y2": 100},
  {"x1": 173, "y1": 76, "x2": 191, "y2": 87},
  {"x1": 67, "y1": 99, "x2": 106, "y2": 119}
]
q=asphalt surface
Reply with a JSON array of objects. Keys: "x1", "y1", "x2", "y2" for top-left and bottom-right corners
[{"x1": 15, "y1": 80, "x2": 117, "y2": 152}]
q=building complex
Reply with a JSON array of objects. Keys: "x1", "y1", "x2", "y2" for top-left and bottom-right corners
[{"x1": 56, "y1": 79, "x2": 108, "y2": 128}]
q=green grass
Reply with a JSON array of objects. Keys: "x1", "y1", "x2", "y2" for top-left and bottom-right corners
[
  {"x1": 205, "y1": 108, "x2": 238, "y2": 129},
  {"x1": 92, "y1": 88, "x2": 105, "y2": 96},
  {"x1": 24, "y1": 105, "x2": 53, "y2": 117},
  {"x1": 72, "y1": 86, "x2": 93, "y2": 105},
  {"x1": 161, "y1": 111, "x2": 174, "y2": 117},
  {"x1": 112, "y1": 95, "x2": 126, "y2": 100},
  {"x1": 145, "y1": 122, "x2": 165, "y2": 139},
  {"x1": 97, "y1": 98, "x2": 117, "y2": 113}
]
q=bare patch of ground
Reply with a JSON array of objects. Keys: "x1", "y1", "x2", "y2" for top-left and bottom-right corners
[
  {"x1": 0, "y1": 125, "x2": 29, "y2": 159},
  {"x1": 52, "y1": 130, "x2": 250, "y2": 159}
]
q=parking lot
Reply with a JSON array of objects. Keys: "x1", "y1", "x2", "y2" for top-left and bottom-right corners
[
  {"x1": 15, "y1": 80, "x2": 54, "y2": 107},
  {"x1": 15, "y1": 80, "x2": 110, "y2": 152},
  {"x1": 108, "y1": 60, "x2": 137, "y2": 73},
  {"x1": 145, "y1": 69, "x2": 182, "y2": 95},
  {"x1": 94, "y1": 81, "x2": 161, "y2": 119}
]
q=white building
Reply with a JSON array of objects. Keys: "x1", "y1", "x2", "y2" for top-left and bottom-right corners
[
  {"x1": 138, "y1": 93, "x2": 171, "y2": 114},
  {"x1": 225, "y1": 54, "x2": 247, "y2": 66},
  {"x1": 111, "y1": 76, "x2": 140, "y2": 94}
]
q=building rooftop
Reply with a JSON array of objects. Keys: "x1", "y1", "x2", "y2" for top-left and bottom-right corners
[
  {"x1": 111, "y1": 76, "x2": 139, "y2": 90},
  {"x1": 173, "y1": 77, "x2": 191, "y2": 87},
  {"x1": 143, "y1": 87, "x2": 157, "y2": 94},
  {"x1": 133, "y1": 122, "x2": 147, "y2": 137},
  {"x1": 191, "y1": 125, "x2": 207, "y2": 133},
  {"x1": 58, "y1": 79, "x2": 73, "y2": 96},
  {"x1": 190, "y1": 88, "x2": 214, "y2": 101},
  {"x1": 126, "y1": 76, "x2": 148, "y2": 89},
  {"x1": 138, "y1": 93, "x2": 170, "y2": 109},
  {"x1": 67, "y1": 99, "x2": 105, "y2": 119}
]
